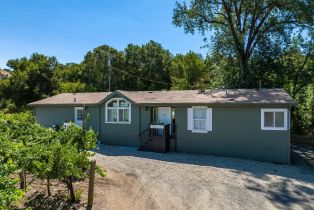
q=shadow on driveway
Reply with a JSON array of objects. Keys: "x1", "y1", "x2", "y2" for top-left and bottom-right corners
[
  {"x1": 95, "y1": 144, "x2": 314, "y2": 209},
  {"x1": 291, "y1": 144, "x2": 314, "y2": 167},
  {"x1": 95, "y1": 144, "x2": 313, "y2": 181}
]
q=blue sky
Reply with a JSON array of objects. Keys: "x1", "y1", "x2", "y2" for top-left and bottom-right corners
[{"x1": 0, "y1": 0, "x2": 208, "y2": 68}]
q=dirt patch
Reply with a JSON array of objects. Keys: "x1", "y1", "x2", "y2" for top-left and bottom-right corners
[
  {"x1": 13, "y1": 167, "x2": 148, "y2": 210},
  {"x1": 14, "y1": 176, "x2": 86, "y2": 209},
  {"x1": 97, "y1": 169, "x2": 151, "y2": 210}
]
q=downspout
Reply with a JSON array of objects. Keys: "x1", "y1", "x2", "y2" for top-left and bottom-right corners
[
  {"x1": 83, "y1": 104, "x2": 86, "y2": 130},
  {"x1": 288, "y1": 104, "x2": 291, "y2": 164},
  {"x1": 98, "y1": 105, "x2": 101, "y2": 140},
  {"x1": 138, "y1": 105, "x2": 141, "y2": 147}
]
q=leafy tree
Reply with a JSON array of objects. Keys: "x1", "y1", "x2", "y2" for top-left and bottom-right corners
[
  {"x1": 54, "y1": 63, "x2": 84, "y2": 83},
  {"x1": 54, "y1": 82, "x2": 88, "y2": 94},
  {"x1": 205, "y1": 52, "x2": 240, "y2": 88},
  {"x1": 170, "y1": 51, "x2": 210, "y2": 89},
  {"x1": 0, "y1": 114, "x2": 27, "y2": 208},
  {"x1": 0, "y1": 112, "x2": 105, "y2": 204},
  {"x1": 53, "y1": 63, "x2": 88, "y2": 93},
  {"x1": 4, "y1": 53, "x2": 59, "y2": 106},
  {"x1": 124, "y1": 41, "x2": 173, "y2": 90},
  {"x1": 82, "y1": 45, "x2": 125, "y2": 91},
  {"x1": 173, "y1": 0, "x2": 313, "y2": 86},
  {"x1": 281, "y1": 37, "x2": 314, "y2": 98},
  {"x1": 50, "y1": 142, "x2": 90, "y2": 201},
  {"x1": 292, "y1": 85, "x2": 314, "y2": 135},
  {"x1": 280, "y1": 37, "x2": 314, "y2": 135},
  {"x1": 0, "y1": 158, "x2": 24, "y2": 208}
]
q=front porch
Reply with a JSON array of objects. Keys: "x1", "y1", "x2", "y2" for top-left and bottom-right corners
[
  {"x1": 139, "y1": 123, "x2": 176, "y2": 153},
  {"x1": 138, "y1": 106, "x2": 176, "y2": 152}
]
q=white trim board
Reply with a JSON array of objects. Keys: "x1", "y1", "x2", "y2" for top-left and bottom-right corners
[{"x1": 261, "y1": 108, "x2": 288, "y2": 131}]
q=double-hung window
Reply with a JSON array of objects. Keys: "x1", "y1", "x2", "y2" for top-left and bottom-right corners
[
  {"x1": 193, "y1": 107, "x2": 206, "y2": 131},
  {"x1": 188, "y1": 107, "x2": 212, "y2": 133},
  {"x1": 261, "y1": 109, "x2": 288, "y2": 130},
  {"x1": 106, "y1": 98, "x2": 131, "y2": 123}
]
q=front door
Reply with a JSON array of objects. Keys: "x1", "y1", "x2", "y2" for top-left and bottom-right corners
[
  {"x1": 158, "y1": 107, "x2": 171, "y2": 125},
  {"x1": 74, "y1": 107, "x2": 83, "y2": 127}
]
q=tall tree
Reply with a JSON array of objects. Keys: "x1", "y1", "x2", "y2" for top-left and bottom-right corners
[
  {"x1": 173, "y1": 0, "x2": 313, "y2": 86},
  {"x1": 124, "y1": 41, "x2": 173, "y2": 90},
  {"x1": 53, "y1": 63, "x2": 87, "y2": 94},
  {"x1": 82, "y1": 45, "x2": 125, "y2": 91},
  {"x1": 3, "y1": 53, "x2": 58, "y2": 106},
  {"x1": 170, "y1": 51, "x2": 210, "y2": 89},
  {"x1": 282, "y1": 36, "x2": 314, "y2": 98}
]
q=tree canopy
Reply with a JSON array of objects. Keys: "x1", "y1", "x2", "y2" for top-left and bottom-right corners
[{"x1": 173, "y1": 0, "x2": 314, "y2": 86}]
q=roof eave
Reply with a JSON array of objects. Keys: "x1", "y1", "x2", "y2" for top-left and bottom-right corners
[
  {"x1": 136, "y1": 102, "x2": 297, "y2": 106},
  {"x1": 97, "y1": 90, "x2": 136, "y2": 105},
  {"x1": 28, "y1": 103, "x2": 99, "y2": 107}
]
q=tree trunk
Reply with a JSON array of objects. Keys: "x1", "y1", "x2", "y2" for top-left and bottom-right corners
[
  {"x1": 19, "y1": 171, "x2": 26, "y2": 190},
  {"x1": 65, "y1": 177, "x2": 76, "y2": 202},
  {"x1": 47, "y1": 178, "x2": 51, "y2": 196},
  {"x1": 239, "y1": 55, "x2": 249, "y2": 87},
  {"x1": 19, "y1": 172, "x2": 25, "y2": 189}
]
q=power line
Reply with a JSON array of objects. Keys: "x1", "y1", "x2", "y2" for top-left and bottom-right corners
[{"x1": 111, "y1": 67, "x2": 171, "y2": 85}]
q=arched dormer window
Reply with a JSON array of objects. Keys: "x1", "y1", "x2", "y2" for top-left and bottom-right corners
[{"x1": 105, "y1": 98, "x2": 131, "y2": 123}]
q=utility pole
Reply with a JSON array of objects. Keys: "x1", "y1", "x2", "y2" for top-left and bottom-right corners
[{"x1": 107, "y1": 55, "x2": 111, "y2": 92}]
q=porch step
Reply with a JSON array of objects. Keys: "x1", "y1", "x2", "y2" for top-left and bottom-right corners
[
  {"x1": 140, "y1": 138, "x2": 167, "y2": 153},
  {"x1": 140, "y1": 138, "x2": 176, "y2": 153}
]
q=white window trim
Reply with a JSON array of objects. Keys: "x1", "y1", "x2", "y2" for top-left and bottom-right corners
[
  {"x1": 190, "y1": 106, "x2": 212, "y2": 133},
  {"x1": 261, "y1": 108, "x2": 288, "y2": 131},
  {"x1": 105, "y1": 98, "x2": 131, "y2": 124},
  {"x1": 74, "y1": 107, "x2": 84, "y2": 126},
  {"x1": 192, "y1": 106, "x2": 207, "y2": 133}
]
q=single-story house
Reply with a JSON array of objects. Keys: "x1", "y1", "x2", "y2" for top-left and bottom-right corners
[
  {"x1": 0, "y1": 69, "x2": 12, "y2": 80},
  {"x1": 29, "y1": 89, "x2": 296, "y2": 164}
]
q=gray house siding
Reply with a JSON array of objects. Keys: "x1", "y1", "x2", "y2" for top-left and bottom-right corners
[
  {"x1": 34, "y1": 106, "x2": 74, "y2": 127},
  {"x1": 139, "y1": 106, "x2": 151, "y2": 133},
  {"x1": 85, "y1": 106, "x2": 100, "y2": 132},
  {"x1": 34, "y1": 106, "x2": 100, "y2": 132},
  {"x1": 32, "y1": 98, "x2": 291, "y2": 164},
  {"x1": 99, "y1": 94, "x2": 140, "y2": 147},
  {"x1": 175, "y1": 106, "x2": 290, "y2": 164}
]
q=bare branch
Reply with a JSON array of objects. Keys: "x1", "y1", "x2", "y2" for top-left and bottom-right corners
[
  {"x1": 245, "y1": 3, "x2": 275, "y2": 55},
  {"x1": 221, "y1": 0, "x2": 243, "y2": 55},
  {"x1": 293, "y1": 52, "x2": 311, "y2": 97}
]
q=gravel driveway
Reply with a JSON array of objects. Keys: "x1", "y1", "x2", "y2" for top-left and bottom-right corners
[{"x1": 92, "y1": 145, "x2": 314, "y2": 210}]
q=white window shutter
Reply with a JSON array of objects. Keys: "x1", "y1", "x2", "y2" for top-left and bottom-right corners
[
  {"x1": 206, "y1": 108, "x2": 212, "y2": 131},
  {"x1": 187, "y1": 108, "x2": 193, "y2": 130}
]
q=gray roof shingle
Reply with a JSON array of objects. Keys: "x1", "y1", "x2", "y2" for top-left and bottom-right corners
[
  {"x1": 29, "y1": 89, "x2": 296, "y2": 106},
  {"x1": 28, "y1": 92, "x2": 111, "y2": 106},
  {"x1": 117, "y1": 89, "x2": 296, "y2": 105}
]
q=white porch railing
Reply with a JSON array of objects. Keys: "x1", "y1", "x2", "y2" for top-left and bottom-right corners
[{"x1": 150, "y1": 124, "x2": 164, "y2": 129}]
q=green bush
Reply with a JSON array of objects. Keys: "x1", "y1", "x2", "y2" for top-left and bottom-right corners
[{"x1": 0, "y1": 112, "x2": 105, "y2": 207}]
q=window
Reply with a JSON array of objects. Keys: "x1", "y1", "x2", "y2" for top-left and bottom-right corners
[
  {"x1": 261, "y1": 109, "x2": 288, "y2": 130},
  {"x1": 76, "y1": 109, "x2": 83, "y2": 121},
  {"x1": 106, "y1": 98, "x2": 131, "y2": 123},
  {"x1": 152, "y1": 108, "x2": 158, "y2": 124},
  {"x1": 193, "y1": 107, "x2": 206, "y2": 130},
  {"x1": 187, "y1": 107, "x2": 212, "y2": 133}
]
